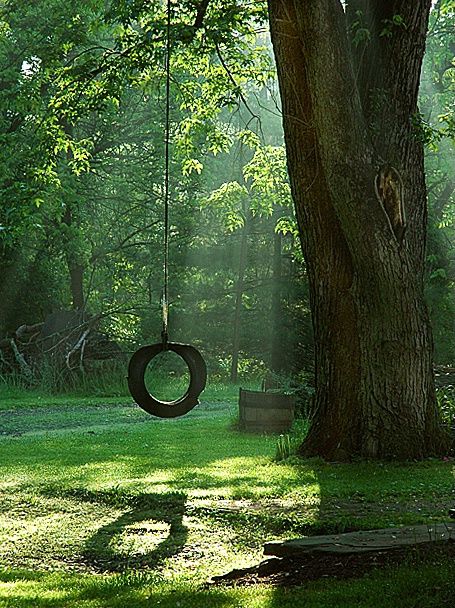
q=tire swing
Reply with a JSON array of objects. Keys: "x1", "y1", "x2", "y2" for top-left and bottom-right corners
[
  {"x1": 128, "y1": 0, "x2": 207, "y2": 418},
  {"x1": 128, "y1": 342, "x2": 207, "y2": 418}
]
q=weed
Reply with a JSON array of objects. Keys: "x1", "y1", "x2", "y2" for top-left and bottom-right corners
[
  {"x1": 436, "y1": 385, "x2": 455, "y2": 428},
  {"x1": 275, "y1": 434, "x2": 293, "y2": 461},
  {"x1": 274, "y1": 418, "x2": 309, "y2": 462}
]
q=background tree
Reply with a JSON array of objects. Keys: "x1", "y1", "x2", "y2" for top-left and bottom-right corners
[
  {"x1": 0, "y1": 0, "x2": 308, "y2": 383},
  {"x1": 420, "y1": 0, "x2": 455, "y2": 365}
]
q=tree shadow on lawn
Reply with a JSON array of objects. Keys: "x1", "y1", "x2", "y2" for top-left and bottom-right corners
[
  {"x1": 208, "y1": 454, "x2": 455, "y2": 593},
  {"x1": 64, "y1": 489, "x2": 188, "y2": 572}
]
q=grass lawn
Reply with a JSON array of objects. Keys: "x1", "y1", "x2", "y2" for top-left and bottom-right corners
[{"x1": 0, "y1": 386, "x2": 454, "y2": 607}]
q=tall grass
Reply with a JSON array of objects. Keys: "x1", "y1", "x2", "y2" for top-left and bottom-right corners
[{"x1": 0, "y1": 362, "x2": 262, "y2": 409}]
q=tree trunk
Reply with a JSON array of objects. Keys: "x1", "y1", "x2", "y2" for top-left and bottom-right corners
[
  {"x1": 68, "y1": 262, "x2": 85, "y2": 311},
  {"x1": 230, "y1": 210, "x2": 248, "y2": 383},
  {"x1": 62, "y1": 205, "x2": 85, "y2": 310},
  {"x1": 270, "y1": 211, "x2": 284, "y2": 373},
  {"x1": 268, "y1": 0, "x2": 449, "y2": 459}
]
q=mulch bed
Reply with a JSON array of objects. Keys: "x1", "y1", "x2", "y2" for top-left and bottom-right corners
[{"x1": 208, "y1": 541, "x2": 455, "y2": 587}]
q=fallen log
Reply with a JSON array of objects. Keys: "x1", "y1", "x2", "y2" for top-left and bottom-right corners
[{"x1": 0, "y1": 311, "x2": 123, "y2": 379}]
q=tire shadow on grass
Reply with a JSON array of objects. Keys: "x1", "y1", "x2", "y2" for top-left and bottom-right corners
[{"x1": 52, "y1": 488, "x2": 189, "y2": 572}]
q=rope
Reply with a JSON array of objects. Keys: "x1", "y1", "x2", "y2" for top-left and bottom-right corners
[{"x1": 161, "y1": 0, "x2": 172, "y2": 347}]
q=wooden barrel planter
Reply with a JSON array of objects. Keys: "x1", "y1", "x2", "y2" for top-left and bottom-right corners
[{"x1": 238, "y1": 388, "x2": 295, "y2": 433}]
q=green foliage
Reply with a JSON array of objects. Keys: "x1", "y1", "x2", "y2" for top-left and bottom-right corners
[
  {"x1": 420, "y1": 2, "x2": 455, "y2": 364},
  {"x1": 436, "y1": 385, "x2": 455, "y2": 428},
  {"x1": 349, "y1": 10, "x2": 372, "y2": 47},
  {"x1": 244, "y1": 144, "x2": 291, "y2": 217},
  {"x1": 421, "y1": 1, "x2": 455, "y2": 144},
  {"x1": 380, "y1": 14, "x2": 407, "y2": 38},
  {"x1": 216, "y1": 353, "x2": 266, "y2": 380},
  {"x1": 349, "y1": 10, "x2": 407, "y2": 46},
  {"x1": 0, "y1": 0, "x2": 453, "y2": 389},
  {"x1": 206, "y1": 181, "x2": 248, "y2": 231},
  {"x1": 0, "y1": 0, "x2": 309, "y2": 382}
]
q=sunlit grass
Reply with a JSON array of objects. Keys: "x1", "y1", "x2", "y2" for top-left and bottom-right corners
[
  {"x1": 0, "y1": 417, "x2": 290, "y2": 494},
  {"x1": 0, "y1": 563, "x2": 454, "y2": 608},
  {"x1": 0, "y1": 398, "x2": 454, "y2": 607}
]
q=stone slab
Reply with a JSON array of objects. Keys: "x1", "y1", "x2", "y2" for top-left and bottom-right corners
[{"x1": 264, "y1": 522, "x2": 455, "y2": 556}]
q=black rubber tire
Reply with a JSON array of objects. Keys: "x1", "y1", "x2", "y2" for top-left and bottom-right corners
[{"x1": 128, "y1": 342, "x2": 207, "y2": 418}]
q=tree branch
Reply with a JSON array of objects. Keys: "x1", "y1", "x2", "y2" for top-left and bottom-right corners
[{"x1": 194, "y1": 0, "x2": 212, "y2": 29}]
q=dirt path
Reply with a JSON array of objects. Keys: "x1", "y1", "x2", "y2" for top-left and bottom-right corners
[{"x1": 0, "y1": 401, "x2": 229, "y2": 436}]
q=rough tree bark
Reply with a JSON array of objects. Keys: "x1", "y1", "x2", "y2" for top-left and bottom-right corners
[{"x1": 268, "y1": 0, "x2": 449, "y2": 459}]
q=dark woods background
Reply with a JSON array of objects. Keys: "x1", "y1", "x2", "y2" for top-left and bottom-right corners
[{"x1": 0, "y1": 0, "x2": 453, "y2": 392}]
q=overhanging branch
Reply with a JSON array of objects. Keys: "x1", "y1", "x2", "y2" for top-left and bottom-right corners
[{"x1": 194, "y1": 0, "x2": 212, "y2": 29}]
